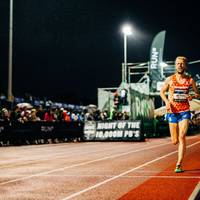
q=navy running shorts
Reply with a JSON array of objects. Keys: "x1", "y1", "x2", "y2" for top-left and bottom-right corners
[{"x1": 165, "y1": 111, "x2": 191, "y2": 123}]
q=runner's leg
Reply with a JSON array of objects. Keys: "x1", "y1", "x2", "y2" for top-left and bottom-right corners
[
  {"x1": 177, "y1": 119, "x2": 189, "y2": 165},
  {"x1": 169, "y1": 123, "x2": 179, "y2": 144}
]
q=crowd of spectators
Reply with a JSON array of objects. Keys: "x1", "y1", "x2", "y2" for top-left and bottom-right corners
[
  {"x1": 0, "y1": 96, "x2": 130, "y2": 146},
  {"x1": 0, "y1": 105, "x2": 85, "y2": 123},
  {"x1": 0, "y1": 88, "x2": 132, "y2": 124},
  {"x1": 85, "y1": 108, "x2": 129, "y2": 121},
  {"x1": 0, "y1": 105, "x2": 130, "y2": 146},
  {"x1": 0, "y1": 105, "x2": 130, "y2": 123}
]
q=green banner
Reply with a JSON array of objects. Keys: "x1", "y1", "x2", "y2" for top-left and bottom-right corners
[
  {"x1": 130, "y1": 89, "x2": 154, "y2": 120},
  {"x1": 149, "y1": 30, "x2": 166, "y2": 82}
]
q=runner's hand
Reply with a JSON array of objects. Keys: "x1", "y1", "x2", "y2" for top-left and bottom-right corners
[
  {"x1": 187, "y1": 95, "x2": 193, "y2": 101},
  {"x1": 165, "y1": 100, "x2": 171, "y2": 110}
]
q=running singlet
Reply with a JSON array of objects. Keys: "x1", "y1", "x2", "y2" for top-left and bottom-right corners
[{"x1": 168, "y1": 74, "x2": 192, "y2": 113}]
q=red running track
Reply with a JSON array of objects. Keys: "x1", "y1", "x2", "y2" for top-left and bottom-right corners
[{"x1": 0, "y1": 133, "x2": 200, "y2": 200}]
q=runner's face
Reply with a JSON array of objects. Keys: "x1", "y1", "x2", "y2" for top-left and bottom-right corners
[{"x1": 175, "y1": 58, "x2": 186, "y2": 74}]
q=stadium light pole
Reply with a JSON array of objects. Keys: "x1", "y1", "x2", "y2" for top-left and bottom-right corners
[
  {"x1": 122, "y1": 24, "x2": 132, "y2": 83},
  {"x1": 8, "y1": 0, "x2": 13, "y2": 102}
]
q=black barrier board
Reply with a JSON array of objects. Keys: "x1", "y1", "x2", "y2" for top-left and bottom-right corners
[
  {"x1": 84, "y1": 120, "x2": 143, "y2": 141},
  {"x1": 0, "y1": 121, "x2": 84, "y2": 144}
]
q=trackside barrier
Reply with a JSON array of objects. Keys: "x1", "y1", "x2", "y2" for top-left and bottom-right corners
[
  {"x1": 83, "y1": 120, "x2": 144, "y2": 141},
  {"x1": 142, "y1": 119, "x2": 157, "y2": 138},
  {"x1": 1, "y1": 120, "x2": 197, "y2": 145},
  {"x1": 0, "y1": 121, "x2": 84, "y2": 145},
  {"x1": 155, "y1": 120, "x2": 169, "y2": 137}
]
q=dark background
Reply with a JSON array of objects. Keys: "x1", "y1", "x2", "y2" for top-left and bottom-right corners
[{"x1": 0, "y1": 0, "x2": 199, "y2": 105}]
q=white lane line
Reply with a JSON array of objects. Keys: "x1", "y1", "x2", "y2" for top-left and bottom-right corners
[
  {"x1": 1, "y1": 174, "x2": 200, "y2": 179},
  {"x1": 0, "y1": 142, "x2": 171, "y2": 185},
  {"x1": 30, "y1": 175, "x2": 200, "y2": 179},
  {"x1": 60, "y1": 140, "x2": 200, "y2": 200},
  {"x1": 188, "y1": 181, "x2": 200, "y2": 200}
]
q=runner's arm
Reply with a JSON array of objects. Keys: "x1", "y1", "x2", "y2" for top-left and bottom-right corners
[
  {"x1": 188, "y1": 79, "x2": 200, "y2": 100},
  {"x1": 160, "y1": 77, "x2": 171, "y2": 109}
]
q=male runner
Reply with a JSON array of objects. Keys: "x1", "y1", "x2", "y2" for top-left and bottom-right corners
[{"x1": 160, "y1": 56, "x2": 199, "y2": 173}]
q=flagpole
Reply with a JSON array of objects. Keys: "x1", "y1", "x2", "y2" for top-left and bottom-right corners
[{"x1": 8, "y1": 0, "x2": 13, "y2": 102}]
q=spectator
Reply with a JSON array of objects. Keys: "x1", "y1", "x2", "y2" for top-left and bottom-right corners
[
  {"x1": 44, "y1": 108, "x2": 56, "y2": 121},
  {"x1": 10, "y1": 105, "x2": 21, "y2": 122},
  {"x1": 113, "y1": 91, "x2": 119, "y2": 109},
  {"x1": 62, "y1": 110, "x2": 71, "y2": 122},
  {"x1": 20, "y1": 106, "x2": 30, "y2": 123},
  {"x1": 1, "y1": 108, "x2": 10, "y2": 122},
  {"x1": 29, "y1": 109, "x2": 40, "y2": 121},
  {"x1": 36, "y1": 105, "x2": 45, "y2": 120},
  {"x1": 120, "y1": 88, "x2": 128, "y2": 105},
  {"x1": 123, "y1": 111, "x2": 129, "y2": 120}
]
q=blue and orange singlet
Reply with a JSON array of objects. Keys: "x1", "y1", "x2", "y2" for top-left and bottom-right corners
[{"x1": 168, "y1": 74, "x2": 192, "y2": 113}]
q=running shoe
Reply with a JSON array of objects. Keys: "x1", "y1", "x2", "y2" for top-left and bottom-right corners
[{"x1": 174, "y1": 165, "x2": 184, "y2": 173}]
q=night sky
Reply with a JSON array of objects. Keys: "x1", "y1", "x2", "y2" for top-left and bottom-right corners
[{"x1": 0, "y1": 0, "x2": 200, "y2": 105}]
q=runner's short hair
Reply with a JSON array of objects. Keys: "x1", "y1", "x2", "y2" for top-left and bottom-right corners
[{"x1": 175, "y1": 56, "x2": 188, "y2": 64}]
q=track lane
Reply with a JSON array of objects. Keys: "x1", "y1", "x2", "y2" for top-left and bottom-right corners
[
  {"x1": 0, "y1": 141, "x2": 172, "y2": 185},
  {"x1": 119, "y1": 146, "x2": 200, "y2": 200},
  {"x1": 0, "y1": 134, "x2": 199, "y2": 200},
  {"x1": 59, "y1": 140, "x2": 200, "y2": 200}
]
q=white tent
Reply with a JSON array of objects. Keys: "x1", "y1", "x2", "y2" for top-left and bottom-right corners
[{"x1": 17, "y1": 102, "x2": 33, "y2": 109}]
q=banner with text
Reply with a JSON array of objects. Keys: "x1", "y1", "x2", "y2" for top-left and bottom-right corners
[
  {"x1": 83, "y1": 120, "x2": 143, "y2": 141},
  {"x1": 149, "y1": 30, "x2": 166, "y2": 91}
]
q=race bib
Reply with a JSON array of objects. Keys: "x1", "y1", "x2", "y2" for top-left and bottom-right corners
[
  {"x1": 173, "y1": 93, "x2": 187, "y2": 102},
  {"x1": 173, "y1": 87, "x2": 189, "y2": 102}
]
